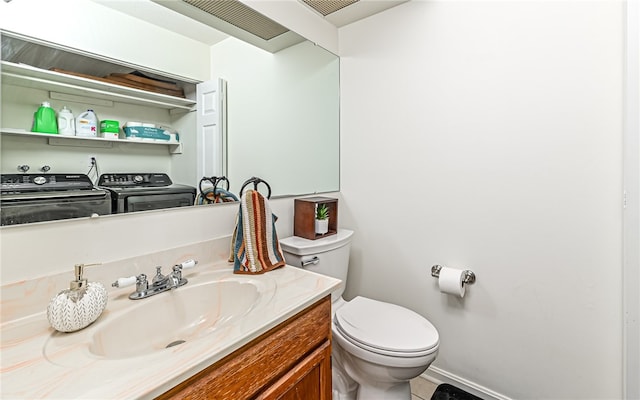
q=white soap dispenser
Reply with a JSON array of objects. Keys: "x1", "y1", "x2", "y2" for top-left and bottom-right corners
[{"x1": 46, "y1": 263, "x2": 108, "y2": 333}]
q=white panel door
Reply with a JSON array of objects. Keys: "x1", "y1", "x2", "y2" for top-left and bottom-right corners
[{"x1": 196, "y1": 78, "x2": 227, "y2": 180}]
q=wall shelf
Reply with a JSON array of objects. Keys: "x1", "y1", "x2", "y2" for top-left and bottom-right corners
[
  {"x1": 1, "y1": 61, "x2": 196, "y2": 113},
  {"x1": 294, "y1": 197, "x2": 338, "y2": 240},
  {"x1": 0, "y1": 128, "x2": 183, "y2": 154}
]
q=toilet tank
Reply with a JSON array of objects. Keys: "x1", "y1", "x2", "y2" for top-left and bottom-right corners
[{"x1": 280, "y1": 229, "x2": 353, "y2": 301}]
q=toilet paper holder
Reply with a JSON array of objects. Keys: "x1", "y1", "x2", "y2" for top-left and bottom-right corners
[{"x1": 431, "y1": 265, "x2": 476, "y2": 284}]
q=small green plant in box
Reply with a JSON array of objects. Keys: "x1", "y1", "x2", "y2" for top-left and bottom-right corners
[
  {"x1": 315, "y1": 203, "x2": 330, "y2": 235},
  {"x1": 316, "y1": 204, "x2": 329, "y2": 220}
]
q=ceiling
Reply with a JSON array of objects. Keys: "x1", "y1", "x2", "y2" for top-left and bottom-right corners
[
  {"x1": 94, "y1": 0, "x2": 407, "y2": 47},
  {"x1": 303, "y1": 0, "x2": 407, "y2": 27}
]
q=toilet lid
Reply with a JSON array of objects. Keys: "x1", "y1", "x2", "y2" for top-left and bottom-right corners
[{"x1": 335, "y1": 296, "x2": 439, "y2": 355}]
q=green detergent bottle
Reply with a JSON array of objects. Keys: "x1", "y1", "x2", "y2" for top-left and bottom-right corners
[{"x1": 32, "y1": 101, "x2": 58, "y2": 134}]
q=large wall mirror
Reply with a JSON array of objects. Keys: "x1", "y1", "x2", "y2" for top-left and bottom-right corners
[{"x1": 0, "y1": 0, "x2": 339, "y2": 227}]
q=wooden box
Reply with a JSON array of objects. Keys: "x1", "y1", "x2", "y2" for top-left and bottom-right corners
[{"x1": 294, "y1": 197, "x2": 338, "y2": 240}]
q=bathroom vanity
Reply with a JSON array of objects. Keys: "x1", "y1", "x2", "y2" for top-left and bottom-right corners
[
  {"x1": 0, "y1": 237, "x2": 341, "y2": 399},
  {"x1": 158, "y1": 296, "x2": 331, "y2": 399}
]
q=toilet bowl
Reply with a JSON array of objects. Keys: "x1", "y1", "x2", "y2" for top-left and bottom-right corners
[{"x1": 280, "y1": 229, "x2": 439, "y2": 400}]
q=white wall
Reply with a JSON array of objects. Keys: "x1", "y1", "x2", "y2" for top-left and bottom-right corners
[
  {"x1": 623, "y1": 1, "x2": 640, "y2": 398},
  {"x1": 339, "y1": 1, "x2": 624, "y2": 399}
]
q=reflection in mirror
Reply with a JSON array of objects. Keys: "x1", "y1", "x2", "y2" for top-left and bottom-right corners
[
  {"x1": 217, "y1": 37, "x2": 339, "y2": 197},
  {"x1": 0, "y1": 2, "x2": 339, "y2": 227}
]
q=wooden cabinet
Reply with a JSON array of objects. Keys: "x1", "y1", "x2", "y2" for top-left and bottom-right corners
[
  {"x1": 157, "y1": 296, "x2": 332, "y2": 400},
  {"x1": 257, "y1": 341, "x2": 331, "y2": 400},
  {"x1": 294, "y1": 197, "x2": 338, "y2": 240}
]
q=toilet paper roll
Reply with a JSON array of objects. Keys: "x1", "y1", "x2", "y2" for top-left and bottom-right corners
[{"x1": 438, "y1": 267, "x2": 466, "y2": 297}]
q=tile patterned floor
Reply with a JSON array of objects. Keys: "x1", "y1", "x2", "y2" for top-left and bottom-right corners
[{"x1": 410, "y1": 376, "x2": 438, "y2": 400}]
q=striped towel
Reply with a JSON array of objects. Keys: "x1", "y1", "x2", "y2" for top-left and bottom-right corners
[{"x1": 229, "y1": 189, "x2": 286, "y2": 274}]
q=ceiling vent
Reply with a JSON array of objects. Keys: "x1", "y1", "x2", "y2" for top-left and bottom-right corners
[
  {"x1": 152, "y1": 0, "x2": 305, "y2": 53},
  {"x1": 301, "y1": 0, "x2": 359, "y2": 17},
  {"x1": 183, "y1": 0, "x2": 288, "y2": 41}
]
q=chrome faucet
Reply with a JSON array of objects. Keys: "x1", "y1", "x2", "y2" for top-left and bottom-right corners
[{"x1": 112, "y1": 259, "x2": 198, "y2": 300}]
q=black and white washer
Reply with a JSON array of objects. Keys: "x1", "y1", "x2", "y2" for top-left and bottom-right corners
[
  {"x1": 0, "y1": 173, "x2": 112, "y2": 226},
  {"x1": 97, "y1": 173, "x2": 196, "y2": 214}
]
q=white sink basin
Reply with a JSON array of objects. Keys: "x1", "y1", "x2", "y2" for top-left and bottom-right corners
[{"x1": 88, "y1": 279, "x2": 263, "y2": 359}]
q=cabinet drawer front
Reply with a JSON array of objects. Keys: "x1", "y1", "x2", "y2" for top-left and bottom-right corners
[
  {"x1": 256, "y1": 340, "x2": 331, "y2": 400},
  {"x1": 158, "y1": 296, "x2": 331, "y2": 400}
]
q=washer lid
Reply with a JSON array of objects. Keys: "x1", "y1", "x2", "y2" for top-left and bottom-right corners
[{"x1": 335, "y1": 296, "x2": 439, "y2": 354}]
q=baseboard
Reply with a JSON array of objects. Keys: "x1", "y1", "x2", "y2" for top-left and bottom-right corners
[{"x1": 422, "y1": 366, "x2": 513, "y2": 400}]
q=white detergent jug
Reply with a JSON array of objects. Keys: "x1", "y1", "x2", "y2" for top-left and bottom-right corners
[
  {"x1": 75, "y1": 109, "x2": 98, "y2": 137},
  {"x1": 58, "y1": 106, "x2": 75, "y2": 136}
]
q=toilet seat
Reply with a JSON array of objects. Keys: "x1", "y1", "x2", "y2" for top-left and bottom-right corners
[{"x1": 334, "y1": 296, "x2": 439, "y2": 358}]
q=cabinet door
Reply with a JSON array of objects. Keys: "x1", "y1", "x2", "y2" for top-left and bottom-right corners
[
  {"x1": 196, "y1": 78, "x2": 227, "y2": 180},
  {"x1": 156, "y1": 296, "x2": 331, "y2": 400},
  {"x1": 256, "y1": 340, "x2": 331, "y2": 400}
]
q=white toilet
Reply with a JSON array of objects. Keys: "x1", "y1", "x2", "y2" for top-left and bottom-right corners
[{"x1": 280, "y1": 229, "x2": 439, "y2": 400}]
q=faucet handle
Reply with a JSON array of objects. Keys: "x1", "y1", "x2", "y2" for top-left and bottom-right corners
[
  {"x1": 135, "y1": 274, "x2": 149, "y2": 293},
  {"x1": 170, "y1": 260, "x2": 197, "y2": 286},
  {"x1": 152, "y1": 266, "x2": 165, "y2": 285},
  {"x1": 112, "y1": 274, "x2": 148, "y2": 294},
  {"x1": 112, "y1": 276, "x2": 137, "y2": 288},
  {"x1": 178, "y1": 259, "x2": 198, "y2": 270},
  {"x1": 172, "y1": 259, "x2": 197, "y2": 277}
]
